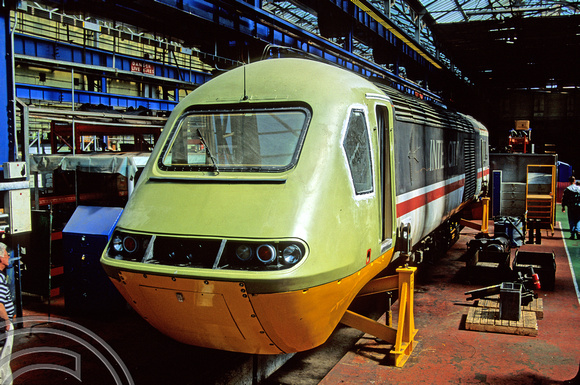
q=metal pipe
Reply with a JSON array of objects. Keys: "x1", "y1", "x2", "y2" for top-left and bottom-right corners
[
  {"x1": 27, "y1": 106, "x2": 167, "y2": 123},
  {"x1": 466, "y1": 6, "x2": 558, "y2": 15},
  {"x1": 71, "y1": 68, "x2": 76, "y2": 154},
  {"x1": 18, "y1": 100, "x2": 29, "y2": 182},
  {"x1": 26, "y1": 116, "x2": 164, "y2": 129},
  {"x1": 10, "y1": 7, "x2": 18, "y2": 162}
]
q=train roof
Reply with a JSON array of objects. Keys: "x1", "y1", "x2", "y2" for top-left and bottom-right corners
[
  {"x1": 180, "y1": 57, "x2": 383, "y2": 108},
  {"x1": 374, "y1": 83, "x2": 477, "y2": 133},
  {"x1": 178, "y1": 57, "x2": 485, "y2": 135}
]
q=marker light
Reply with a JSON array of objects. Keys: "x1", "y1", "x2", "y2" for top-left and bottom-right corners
[
  {"x1": 256, "y1": 244, "x2": 276, "y2": 264},
  {"x1": 282, "y1": 244, "x2": 302, "y2": 265},
  {"x1": 235, "y1": 245, "x2": 253, "y2": 261},
  {"x1": 123, "y1": 236, "x2": 138, "y2": 253}
]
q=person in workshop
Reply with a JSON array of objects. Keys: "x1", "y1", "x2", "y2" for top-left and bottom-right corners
[
  {"x1": 562, "y1": 176, "x2": 580, "y2": 240},
  {"x1": 0, "y1": 243, "x2": 14, "y2": 331}
]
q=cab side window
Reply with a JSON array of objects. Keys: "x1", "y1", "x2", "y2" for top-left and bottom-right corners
[{"x1": 343, "y1": 109, "x2": 373, "y2": 195}]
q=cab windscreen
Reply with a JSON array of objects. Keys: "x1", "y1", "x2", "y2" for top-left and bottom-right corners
[{"x1": 158, "y1": 107, "x2": 310, "y2": 172}]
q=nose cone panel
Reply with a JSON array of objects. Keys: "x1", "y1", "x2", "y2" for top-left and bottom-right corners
[{"x1": 115, "y1": 272, "x2": 282, "y2": 354}]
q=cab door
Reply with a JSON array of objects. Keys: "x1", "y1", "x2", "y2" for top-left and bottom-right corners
[{"x1": 377, "y1": 103, "x2": 393, "y2": 243}]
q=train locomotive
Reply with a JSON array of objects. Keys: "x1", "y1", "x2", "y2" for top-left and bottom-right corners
[{"x1": 101, "y1": 58, "x2": 489, "y2": 354}]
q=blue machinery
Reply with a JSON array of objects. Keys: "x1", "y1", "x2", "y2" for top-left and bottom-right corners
[{"x1": 62, "y1": 206, "x2": 125, "y2": 313}]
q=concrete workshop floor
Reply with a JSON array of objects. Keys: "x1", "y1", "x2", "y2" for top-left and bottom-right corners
[
  {"x1": 7, "y1": 214, "x2": 580, "y2": 384},
  {"x1": 319, "y1": 218, "x2": 580, "y2": 385}
]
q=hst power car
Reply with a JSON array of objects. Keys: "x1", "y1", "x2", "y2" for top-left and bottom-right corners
[{"x1": 101, "y1": 58, "x2": 489, "y2": 354}]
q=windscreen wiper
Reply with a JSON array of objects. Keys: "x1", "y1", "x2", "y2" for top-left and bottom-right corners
[{"x1": 196, "y1": 128, "x2": 220, "y2": 174}]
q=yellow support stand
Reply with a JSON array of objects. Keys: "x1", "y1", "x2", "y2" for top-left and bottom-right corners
[
  {"x1": 460, "y1": 196, "x2": 490, "y2": 234},
  {"x1": 340, "y1": 266, "x2": 418, "y2": 367},
  {"x1": 481, "y1": 197, "x2": 490, "y2": 234}
]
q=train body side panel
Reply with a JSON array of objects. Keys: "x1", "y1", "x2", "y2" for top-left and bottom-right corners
[
  {"x1": 381, "y1": 87, "x2": 483, "y2": 246},
  {"x1": 393, "y1": 126, "x2": 473, "y2": 244},
  {"x1": 463, "y1": 113, "x2": 490, "y2": 195}
]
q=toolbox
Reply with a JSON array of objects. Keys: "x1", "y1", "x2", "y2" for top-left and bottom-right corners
[{"x1": 513, "y1": 251, "x2": 556, "y2": 291}]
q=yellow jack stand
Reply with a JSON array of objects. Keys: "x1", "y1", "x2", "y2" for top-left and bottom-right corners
[
  {"x1": 340, "y1": 266, "x2": 418, "y2": 367},
  {"x1": 460, "y1": 196, "x2": 490, "y2": 234}
]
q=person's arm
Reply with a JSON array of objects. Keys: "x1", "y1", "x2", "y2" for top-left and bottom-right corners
[
  {"x1": 563, "y1": 190, "x2": 568, "y2": 212},
  {"x1": 0, "y1": 303, "x2": 10, "y2": 331}
]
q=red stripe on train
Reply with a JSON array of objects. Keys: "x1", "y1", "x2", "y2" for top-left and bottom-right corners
[
  {"x1": 396, "y1": 178, "x2": 465, "y2": 217},
  {"x1": 477, "y1": 168, "x2": 490, "y2": 178}
]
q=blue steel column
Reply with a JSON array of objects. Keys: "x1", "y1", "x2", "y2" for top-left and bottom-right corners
[
  {"x1": 0, "y1": 4, "x2": 14, "y2": 164},
  {"x1": 345, "y1": 28, "x2": 353, "y2": 53}
]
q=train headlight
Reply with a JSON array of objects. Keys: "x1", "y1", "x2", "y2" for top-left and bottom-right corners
[
  {"x1": 106, "y1": 231, "x2": 151, "y2": 262},
  {"x1": 112, "y1": 235, "x2": 123, "y2": 252},
  {"x1": 235, "y1": 245, "x2": 253, "y2": 261},
  {"x1": 256, "y1": 244, "x2": 276, "y2": 264},
  {"x1": 282, "y1": 244, "x2": 302, "y2": 265},
  {"x1": 224, "y1": 240, "x2": 307, "y2": 269}
]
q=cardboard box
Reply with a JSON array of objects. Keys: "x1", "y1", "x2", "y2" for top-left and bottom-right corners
[{"x1": 515, "y1": 120, "x2": 530, "y2": 130}]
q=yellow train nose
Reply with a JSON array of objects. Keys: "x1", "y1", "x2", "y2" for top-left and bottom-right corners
[
  {"x1": 103, "y1": 248, "x2": 396, "y2": 354},
  {"x1": 112, "y1": 271, "x2": 283, "y2": 354}
]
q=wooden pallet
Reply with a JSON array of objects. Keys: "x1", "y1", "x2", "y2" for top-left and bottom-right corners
[
  {"x1": 477, "y1": 297, "x2": 544, "y2": 320},
  {"x1": 466, "y1": 305, "x2": 538, "y2": 337}
]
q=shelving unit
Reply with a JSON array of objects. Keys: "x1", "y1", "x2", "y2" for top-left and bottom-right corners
[{"x1": 525, "y1": 164, "x2": 556, "y2": 235}]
